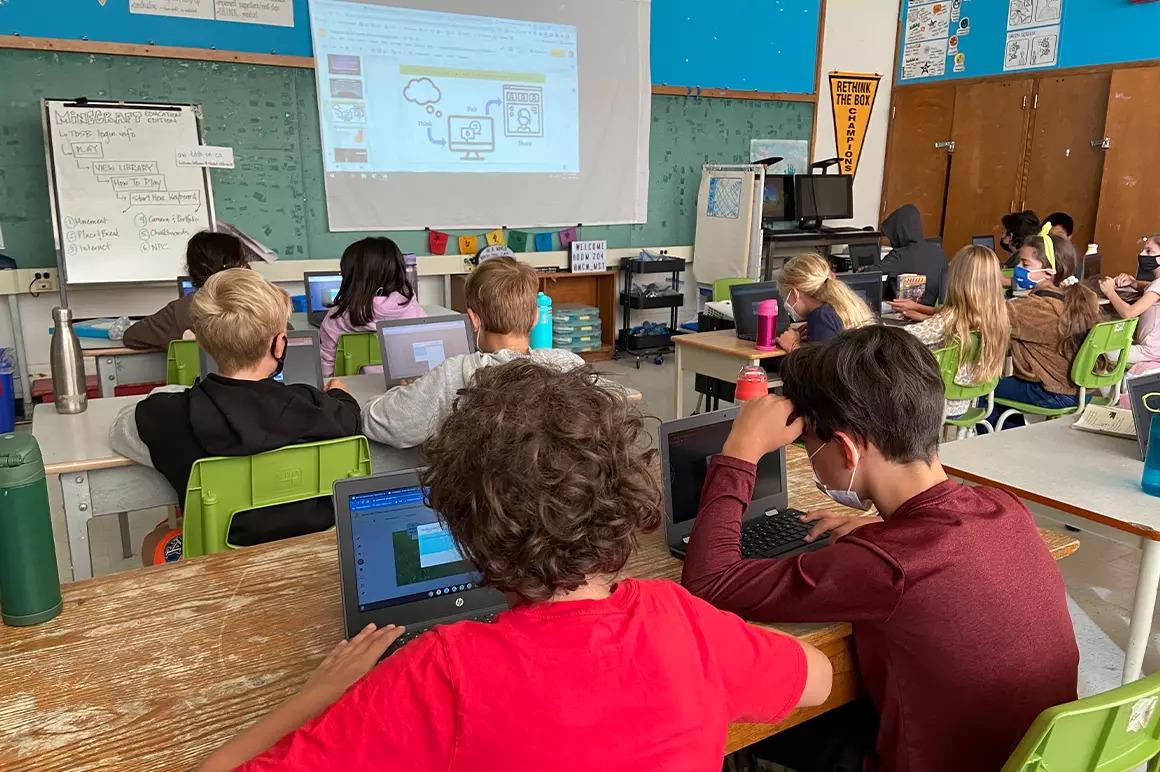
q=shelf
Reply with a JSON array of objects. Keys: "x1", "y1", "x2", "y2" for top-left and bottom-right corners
[
  {"x1": 577, "y1": 344, "x2": 614, "y2": 363},
  {"x1": 619, "y1": 292, "x2": 684, "y2": 309},
  {"x1": 620, "y1": 257, "x2": 686, "y2": 274},
  {"x1": 618, "y1": 328, "x2": 674, "y2": 351}
]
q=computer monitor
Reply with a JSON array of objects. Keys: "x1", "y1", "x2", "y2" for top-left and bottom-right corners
[
  {"x1": 762, "y1": 174, "x2": 795, "y2": 222},
  {"x1": 447, "y1": 115, "x2": 495, "y2": 161},
  {"x1": 729, "y1": 282, "x2": 791, "y2": 341},
  {"x1": 304, "y1": 271, "x2": 344, "y2": 325},
  {"x1": 837, "y1": 270, "x2": 884, "y2": 319},
  {"x1": 972, "y1": 235, "x2": 997, "y2": 251},
  {"x1": 177, "y1": 276, "x2": 195, "y2": 298},
  {"x1": 794, "y1": 174, "x2": 854, "y2": 225},
  {"x1": 376, "y1": 315, "x2": 476, "y2": 387},
  {"x1": 199, "y1": 329, "x2": 324, "y2": 389},
  {"x1": 1080, "y1": 252, "x2": 1102, "y2": 281},
  {"x1": 849, "y1": 243, "x2": 880, "y2": 271}
]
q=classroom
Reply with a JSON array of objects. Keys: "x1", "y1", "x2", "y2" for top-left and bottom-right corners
[{"x1": 2, "y1": 0, "x2": 1160, "y2": 769}]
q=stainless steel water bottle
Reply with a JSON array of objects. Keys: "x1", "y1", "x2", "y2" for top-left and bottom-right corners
[
  {"x1": 50, "y1": 307, "x2": 87, "y2": 414},
  {"x1": 0, "y1": 433, "x2": 62, "y2": 626}
]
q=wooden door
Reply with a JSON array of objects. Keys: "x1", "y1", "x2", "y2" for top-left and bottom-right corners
[
  {"x1": 880, "y1": 84, "x2": 956, "y2": 237},
  {"x1": 942, "y1": 78, "x2": 1035, "y2": 257},
  {"x1": 1024, "y1": 72, "x2": 1110, "y2": 253},
  {"x1": 1095, "y1": 66, "x2": 1160, "y2": 277}
]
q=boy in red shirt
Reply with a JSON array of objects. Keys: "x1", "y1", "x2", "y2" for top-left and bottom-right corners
[
  {"x1": 201, "y1": 361, "x2": 833, "y2": 771},
  {"x1": 683, "y1": 326, "x2": 1079, "y2": 772}
]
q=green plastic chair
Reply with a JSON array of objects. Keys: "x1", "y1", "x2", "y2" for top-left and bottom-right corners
[
  {"x1": 995, "y1": 318, "x2": 1139, "y2": 431},
  {"x1": 932, "y1": 332, "x2": 1001, "y2": 439},
  {"x1": 712, "y1": 277, "x2": 755, "y2": 303},
  {"x1": 166, "y1": 339, "x2": 201, "y2": 386},
  {"x1": 181, "y1": 435, "x2": 372, "y2": 558},
  {"x1": 1001, "y1": 268, "x2": 1016, "y2": 281},
  {"x1": 333, "y1": 331, "x2": 380, "y2": 377},
  {"x1": 1002, "y1": 671, "x2": 1160, "y2": 771}
]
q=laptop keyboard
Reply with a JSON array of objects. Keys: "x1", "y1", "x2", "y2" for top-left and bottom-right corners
[
  {"x1": 386, "y1": 611, "x2": 500, "y2": 653},
  {"x1": 739, "y1": 507, "x2": 827, "y2": 558}
]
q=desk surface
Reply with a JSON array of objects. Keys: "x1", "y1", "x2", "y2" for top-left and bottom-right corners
[
  {"x1": 674, "y1": 329, "x2": 788, "y2": 360},
  {"x1": 940, "y1": 417, "x2": 1157, "y2": 538}
]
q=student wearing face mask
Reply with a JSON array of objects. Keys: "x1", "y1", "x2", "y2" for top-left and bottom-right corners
[
  {"x1": 681, "y1": 326, "x2": 1078, "y2": 772},
  {"x1": 999, "y1": 210, "x2": 1041, "y2": 268},
  {"x1": 775, "y1": 253, "x2": 875, "y2": 352},
  {"x1": 1098, "y1": 233, "x2": 1160, "y2": 366}
]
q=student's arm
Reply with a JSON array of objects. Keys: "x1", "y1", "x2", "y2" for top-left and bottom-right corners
[
  {"x1": 1100, "y1": 277, "x2": 1160, "y2": 320},
  {"x1": 360, "y1": 358, "x2": 464, "y2": 448},
  {"x1": 121, "y1": 302, "x2": 181, "y2": 350},
  {"x1": 317, "y1": 314, "x2": 339, "y2": 378},
  {"x1": 902, "y1": 314, "x2": 947, "y2": 347},
  {"x1": 877, "y1": 248, "x2": 903, "y2": 277},
  {"x1": 108, "y1": 386, "x2": 188, "y2": 466}
]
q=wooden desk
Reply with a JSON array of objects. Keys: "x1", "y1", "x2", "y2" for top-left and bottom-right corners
[
  {"x1": 672, "y1": 330, "x2": 786, "y2": 418},
  {"x1": 940, "y1": 417, "x2": 1153, "y2": 683}
]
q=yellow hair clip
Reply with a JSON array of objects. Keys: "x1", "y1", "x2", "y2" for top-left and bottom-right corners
[{"x1": 1038, "y1": 221, "x2": 1055, "y2": 270}]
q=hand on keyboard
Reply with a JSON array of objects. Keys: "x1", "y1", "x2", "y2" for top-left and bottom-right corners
[
  {"x1": 800, "y1": 510, "x2": 883, "y2": 542},
  {"x1": 307, "y1": 623, "x2": 406, "y2": 704}
]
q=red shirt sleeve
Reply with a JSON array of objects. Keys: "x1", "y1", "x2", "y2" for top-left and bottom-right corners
[
  {"x1": 687, "y1": 594, "x2": 807, "y2": 723},
  {"x1": 241, "y1": 632, "x2": 456, "y2": 771},
  {"x1": 682, "y1": 455, "x2": 904, "y2": 623}
]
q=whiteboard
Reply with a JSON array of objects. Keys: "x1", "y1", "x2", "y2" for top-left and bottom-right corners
[{"x1": 42, "y1": 99, "x2": 216, "y2": 284}]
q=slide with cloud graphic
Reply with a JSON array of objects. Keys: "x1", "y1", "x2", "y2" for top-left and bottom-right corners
[{"x1": 312, "y1": 2, "x2": 579, "y2": 174}]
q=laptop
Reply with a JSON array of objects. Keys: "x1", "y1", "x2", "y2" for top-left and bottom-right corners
[
  {"x1": 334, "y1": 469, "x2": 507, "y2": 650},
  {"x1": 849, "y1": 243, "x2": 880, "y2": 271},
  {"x1": 304, "y1": 271, "x2": 344, "y2": 328},
  {"x1": 1079, "y1": 252, "x2": 1102, "y2": 281},
  {"x1": 177, "y1": 276, "x2": 195, "y2": 298},
  {"x1": 972, "y1": 235, "x2": 996, "y2": 251},
  {"x1": 198, "y1": 328, "x2": 325, "y2": 389},
  {"x1": 729, "y1": 282, "x2": 791, "y2": 341},
  {"x1": 660, "y1": 408, "x2": 826, "y2": 560},
  {"x1": 376, "y1": 314, "x2": 476, "y2": 388},
  {"x1": 836, "y1": 270, "x2": 884, "y2": 320},
  {"x1": 1128, "y1": 372, "x2": 1160, "y2": 460}
]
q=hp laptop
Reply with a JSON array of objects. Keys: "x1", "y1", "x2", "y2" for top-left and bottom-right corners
[
  {"x1": 177, "y1": 276, "x2": 195, "y2": 298},
  {"x1": 729, "y1": 282, "x2": 791, "y2": 342},
  {"x1": 334, "y1": 469, "x2": 507, "y2": 650},
  {"x1": 304, "y1": 272, "x2": 344, "y2": 328},
  {"x1": 660, "y1": 408, "x2": 826, "y2": 560},
  {"x1": 376, "y1": 315, "x2": 475, "y2": 388},
  {"x1": 199, "y1": 328, "x2": 324, "y2": 389}
]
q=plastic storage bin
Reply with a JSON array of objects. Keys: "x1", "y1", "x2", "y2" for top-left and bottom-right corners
[{"x1": 554, "y1": 303, "x2": 600, "y2": 324}]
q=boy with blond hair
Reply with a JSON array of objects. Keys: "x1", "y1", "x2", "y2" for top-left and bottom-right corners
[
  {"x1": 111, "y1": 268, "x2": 360, "y2": 556},
  {"x1": 362, "y1": 256, "x2": 584, "y2": 448}
]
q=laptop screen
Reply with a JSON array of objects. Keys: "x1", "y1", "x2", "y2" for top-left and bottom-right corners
[
  {"x1": 729, "y1": 282, "x2": 785, "y2": 337},
  {"x1": 306, "y1": 274, "x2": 343, "y2": 314},
  {"x1": 379, "y1": 318, "x2": 473, "y2": 380},
  {"x1": 178, "y1": 277, "x2": 195, "y2": 298},
  {"x1": 201, "y1": 331, "x2": 323, "y2": 388},
  {"x1": 349, "y1": 484, "x2": 479, "y2": 613},
  {"x1": 665, "y1": 417, "x2": 783, "y2": 524}
]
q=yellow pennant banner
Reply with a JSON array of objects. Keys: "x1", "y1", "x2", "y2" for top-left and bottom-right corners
[{"x1": 829, "y1": 71, "x2": 881, "y2": 178}]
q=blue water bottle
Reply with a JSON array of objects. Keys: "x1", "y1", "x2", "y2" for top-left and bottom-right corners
[
  {"x1": 0, "y1": 349, "x2": 14, "y2": 434},
  {"x1": 530, "y1": 292, "x2": 553, "y2": 350},
  {"x1": 1142, "y1": 391, "x2": 1160, "y2": 497}
]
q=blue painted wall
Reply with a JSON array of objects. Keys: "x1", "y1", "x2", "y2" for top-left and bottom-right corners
[
  {"x1": 0, "y1": 0, "x2": 823, "y2": 94},
  {"x1": 899, "y1": 0, "x2": 1160, "y2": 83}
]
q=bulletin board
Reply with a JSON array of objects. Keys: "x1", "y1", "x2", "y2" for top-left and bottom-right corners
[{"x1": 898, "y1": 0, "x2": 1160, "y2": 84}]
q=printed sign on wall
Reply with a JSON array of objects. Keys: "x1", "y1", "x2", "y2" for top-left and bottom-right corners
[{"x1": 828, "y1": 72, "x2": 881, "y2": 178}]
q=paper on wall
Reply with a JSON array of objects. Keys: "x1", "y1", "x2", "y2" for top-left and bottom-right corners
[
  {"x1": 129, "y1": 0, "x2": 214, "y2": 20},
  {"x1": 749, "y1": 139, "x2": 809, "y2": 176},
  {"x1": 901, "y1": 39, "x2": 947, "y2": 80},
  {"x1": 1003, "y1": 25, "x2": 1060, "y2": 70},
  {"x1": 1008, "y1": 0, "x2": 1062, "y2": 30},
  {"x1": 130, "y1": 0, "x2": 293, "y2": 27},
  {"x1": 906, "y1": 2, "x2": 951, "y2": 42},
  {"x1": 176, "y1": 145, "x2": 236, "y2": 169}
]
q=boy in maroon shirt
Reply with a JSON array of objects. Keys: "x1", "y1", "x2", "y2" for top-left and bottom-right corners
[
  {"x1": 683, "y1": 326, "x2": 1079, "y2": 772},
  {"x1": 200, "y1": 361, "x2": 833, "y2": 771}
]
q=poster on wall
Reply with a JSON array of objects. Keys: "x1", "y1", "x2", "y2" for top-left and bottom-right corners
[
  {"x1": 128, "y1": 0, "x2": 295, "y2": 27},
  {"x1": 749, "y1": 139, "x2": 809, "y2": 175},
  {"x1": 906, "y1": 2, "x2": 951, "y2": 42},
  {"x1": 1007, "y1": 0, "x2": 1062, "y2": 30},
  {"x1": 1005, "y1": 0, "x2": 1061, "y2": 71},
  {"x1": 828, "y1": 72, "x2": 881, "y2": 178},
  {"x1": 900, "y1": 1, "x2": 950, "y2": 80},
  {"x1": 901, "y1": 39, "x2": 947, "y2": 79}
]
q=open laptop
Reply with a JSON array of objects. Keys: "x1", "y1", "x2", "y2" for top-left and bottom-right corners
[
  {"x1": 837, "y1": 270, "x2": 884, "y2": 320},
  {"x1": 849, "y1": 243, "x2": 880, "y2": 271},
  {"x1": 304, "y1": 272, "x2": 344, "y2": 328},
  {"x1": 177, "y1": 276, "x2": 195, "y2": 298},
  {"x1": 334, "y1": 469, "x2": 507, "y2": 650},
  {"x1": 660, "y1": 408, "x2": 826, "y2": 560},
  {"x1": 376, "y1": 314, "x2": 475, "y2": 388},
  {"x1": 1128, "y1": 372, "x2": 1160, "y2": 460},
  {"x1": 729, "y1": 282, "x2": 791, "y2": 341},
  {"x1": 198, "y1": 328, "x2": 324, "y2": 389},
  {"x1": 972, "y1": 235, "x2": 996, "y2": 251}
]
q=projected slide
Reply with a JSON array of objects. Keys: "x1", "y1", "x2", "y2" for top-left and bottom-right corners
[{"x1": 311, "y1": 1, "x2": 579, "y2": 174}]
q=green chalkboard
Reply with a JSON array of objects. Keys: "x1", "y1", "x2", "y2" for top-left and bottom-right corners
[{"x1": 0, "y1": 50, "x2": 813, "y2": 269}]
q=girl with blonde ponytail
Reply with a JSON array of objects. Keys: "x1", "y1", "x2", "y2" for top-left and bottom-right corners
[{"x1": 776, "y1": 253, "x2": 874, "y2": 352}]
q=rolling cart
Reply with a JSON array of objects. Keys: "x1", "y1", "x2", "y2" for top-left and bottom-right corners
[{"x1": 614, "y1": 255, "x2": 685, "y2": 368}]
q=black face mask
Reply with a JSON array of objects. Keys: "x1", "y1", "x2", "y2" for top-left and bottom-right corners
[
  {"x1": 270, "y1": 335, "x2": 287, "y2": 381},
  {"x1": 1140, "y1": 253, "x2": 1159, "y2": 280},
  {"x1": 1000, "y1": 235, "x2": 1015, "y2": 254}
]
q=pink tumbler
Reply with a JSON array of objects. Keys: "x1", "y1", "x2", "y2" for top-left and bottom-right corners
[
  {"x1": 755, "y1": 298, "x2": 778, "y2": 351},
  {"x1": 735, "y1": 365, "x2": 769, "y2": 402}
]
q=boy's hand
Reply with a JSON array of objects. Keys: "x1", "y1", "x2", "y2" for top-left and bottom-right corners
[
  {"x1": 776, "y1": 328, "x2": 801, "y2": 352},
  {"x1": 800, "y1": 510, "x2": 883, "y2": 542},
  {"x1": 721, "y1": 395, "x2": 803, "y2": 465},
  {"x1": 325, "y1": 378, "x2": 348, "y2": 392},
  {"x1": 301, "y1": 623, "x2": 405, "y2": 706}
]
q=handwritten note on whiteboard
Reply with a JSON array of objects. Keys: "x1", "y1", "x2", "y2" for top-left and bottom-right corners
[{"x1": 176, "y1": 145, "x2": 236, "y2": 168}]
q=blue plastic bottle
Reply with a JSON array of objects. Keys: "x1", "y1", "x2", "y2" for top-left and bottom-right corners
[
  {"x1": 1142, "y1": 392, "x2": 1160, "y2": 497},
  {"x1": 0, "y1": 350, "x2": 14, "y2": 434},
  {"x1": 530, "y1": 292, "x2": 553, "y2": 350}
]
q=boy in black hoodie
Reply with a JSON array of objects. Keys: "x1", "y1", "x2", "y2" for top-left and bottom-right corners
[
  {"x1": 879, "y1": 204, "x2": 949, "y2": 308},
  {"x1": 111, "y1": 268, "x2": 361, "y2": 560}
]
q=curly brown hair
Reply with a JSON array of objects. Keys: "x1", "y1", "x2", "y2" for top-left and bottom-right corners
[{"x1": 421, "y1": 360, "x2": 661, "y2": 601}]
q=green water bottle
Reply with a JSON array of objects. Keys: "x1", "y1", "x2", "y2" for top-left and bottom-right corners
[{"x1": 0, "y1": 433, "x2": 62, "y2": 626}]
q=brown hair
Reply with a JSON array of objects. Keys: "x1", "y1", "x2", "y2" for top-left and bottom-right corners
[
  {"x1": 1024, "y1": 234, "x2": 1099, "y2": 359},
  {"x1": 421, "y1": 361, "x2": 661, "y2": 601},
  {"x1": 190, "y1": 268, "x2": 290, "y2": 373},
  {"x1": 464, "y1": 256, "x2": 539, "y2": 335}
]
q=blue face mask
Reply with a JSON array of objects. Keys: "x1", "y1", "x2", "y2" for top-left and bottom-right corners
[{"x1": 1012, "y1": 265, "x2": 1047, "y2": 290}]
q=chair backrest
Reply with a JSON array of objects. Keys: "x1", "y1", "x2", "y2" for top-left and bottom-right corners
[
  {"x1": 333, "y1": 331, "x2": 381, "y2": 377},
  {"x1": 1071, "y1": 318, "x2": 1139, "y2": 390},
  {"x1": 712, "y1": 277, "x2": 755, "y2": 303},
  {"x1": 166, "y1": 340, "x2": 201, "y2": 386},
  {"x1": 932, "y1": 332, "x2": 1000, "y2": 402},
  {"x1": 181, "y1": 435, "x2": 372, "y2": 558},
  {"x1": 1002, "y1": 671, "x2": 1160, "y2": 771}
]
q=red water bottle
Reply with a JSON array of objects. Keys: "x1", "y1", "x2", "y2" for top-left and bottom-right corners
[
  {"x1": 755, "y1": 298, "x2": 778, "y2": 351},
  {"x1": 735, "y1": 365, "x2": 768, "y2": 402}
]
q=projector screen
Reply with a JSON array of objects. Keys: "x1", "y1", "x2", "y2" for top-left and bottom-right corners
[{"x1": 308, "y1": 0, "x2": 651, "y2": 232}]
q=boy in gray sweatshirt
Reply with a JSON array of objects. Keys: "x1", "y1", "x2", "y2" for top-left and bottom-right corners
[{"x1": 362, "y1": 257, "x2": 584, "y2": 448}]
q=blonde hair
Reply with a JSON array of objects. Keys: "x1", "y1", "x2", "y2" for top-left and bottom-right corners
[
  {"x1": 465, "y1": 257, "x2": 539, "y2": 335},
  {"x1": 935, "y1": 245, "x2": 1010, "y2": 381},
  {"x1": 778, "y1": 253, "x2": 874, "y2": 330},
  {"x1": 190, "y1": 268, "x2": 290, "y2": 373}
]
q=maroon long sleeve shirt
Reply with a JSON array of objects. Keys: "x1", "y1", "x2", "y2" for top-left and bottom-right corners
[{"x1": 683, "y1": 455, "x2": 1079, "y2": 772}]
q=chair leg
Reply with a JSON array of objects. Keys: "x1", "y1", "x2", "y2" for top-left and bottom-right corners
[
  {"x1": 118, "y1": 512, "x2": 133, "y2": 560},
  {"x1": 995, "y1": 410, "x2": 1019, "y2": 432},
  {"x1": 692, "y1": 394, "x2": 704, "y2": 415},
  {"x1": 978, "y1": 420, "x2": 994, "y2": 435}
]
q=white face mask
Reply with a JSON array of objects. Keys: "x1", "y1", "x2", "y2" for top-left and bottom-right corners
[
  {"x1": 785, "y1": 290, "x2": 803, "y2": 322},
  {"x1": 808, "y1": 441, "x2": 874, "y2": 511}
]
